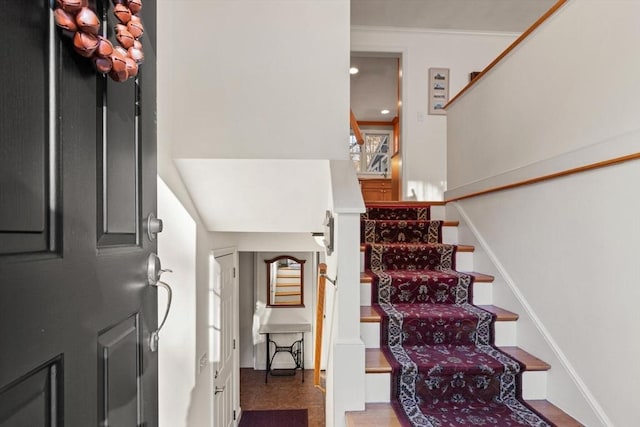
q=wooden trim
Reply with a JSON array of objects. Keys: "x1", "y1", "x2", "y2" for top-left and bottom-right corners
[
  {"x1": 350, "y1": 109, "x2": 364, "y2": 145},
  {"x1": 446, "y1": 0, "x2": 568, "y2": 109},
  {"x1": 446, "y1": 152, "x2": 640, "y2": 203},
  {"x1": 313, "y1": 263, "x2": 327, "y2": 390}
]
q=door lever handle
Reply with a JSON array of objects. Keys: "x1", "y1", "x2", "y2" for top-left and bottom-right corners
[
  {"x1": 214, "y1": 386, "x2": 225, "y2": 395},
  {"x1": 150, "y1": 279, "x2": 172, "y2": 352},
  {"x1": 147, "y1": 253, "x2": 173, "y2": 352}
]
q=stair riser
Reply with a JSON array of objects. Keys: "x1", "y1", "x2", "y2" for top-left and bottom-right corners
[
  {"x1": 494, "y1": 322, "x2": 517, "y2": 347},
  {"x1": 365, "y1": 373, "x2": 391, "y2": 403},
  {"x1": 429, "y1": 205, "x2": 446, "y2": 220},
  {"x1": 363, "y1": 371, "x2": 547, "y2": 403},
  {"x1": 522, "y1": 371, "x2": 547, "y2": 400},
  {"x1": 442, "y1": 226, "x2": 458, "y2": 245},
  {"x1": 360, "y1": 249, "x2": 473, "y2": 273},
  {"x1": 360, "y1": 319, "x2": 516, "y2": 348}
]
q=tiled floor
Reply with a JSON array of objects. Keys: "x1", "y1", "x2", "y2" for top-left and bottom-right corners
[{"x1": 240, "y1": 369, "x2": 325, "y2": 426}]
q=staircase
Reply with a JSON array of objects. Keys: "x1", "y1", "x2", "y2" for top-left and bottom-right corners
[{"x1": 345, "y1": 202, "x2": 582, "y2": 426}]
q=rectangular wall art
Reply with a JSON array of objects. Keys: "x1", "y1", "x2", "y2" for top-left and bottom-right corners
[{"x1": 428, "y1": 68, "x2": 449, "y2": 115}]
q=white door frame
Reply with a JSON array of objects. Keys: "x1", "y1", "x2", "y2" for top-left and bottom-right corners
[{"x1": 211, "y1": 247, "x2": 240, "y2": 426}]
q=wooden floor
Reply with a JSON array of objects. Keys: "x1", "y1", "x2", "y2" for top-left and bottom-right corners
[{"x1": 240, "y1": 369, "x2": 325, "y2": 426}]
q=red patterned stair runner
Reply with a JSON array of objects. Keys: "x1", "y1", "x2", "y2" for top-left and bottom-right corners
[{"x1": 362, "y1": 204, "x2": 554, "y2": 426}]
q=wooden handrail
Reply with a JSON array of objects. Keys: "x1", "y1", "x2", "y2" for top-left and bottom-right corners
[
  {"x1": 446, "y1": 152, "x2": 640, "y2": 203},
  {"x1": 350, "y1": 109, "x2": 364, "y2": 145},
  {"x1": 314, "y1": 263, "x2": 328, "y2": 390},
  {"x1": 446, "y1": 0, "x2": 568, "y2": 109}
]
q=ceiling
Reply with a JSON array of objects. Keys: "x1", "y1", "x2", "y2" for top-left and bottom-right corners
[
  {"x1": 351, "y1": 0, "x2": 557, "y2": 33},
  {"x1": 350, "y1": 0, "x2": 557, "y2": 122}
]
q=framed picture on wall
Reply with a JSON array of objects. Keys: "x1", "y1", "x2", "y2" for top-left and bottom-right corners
[{"x1": 428, "y1": 68, "x2": 449, "y2": 115}]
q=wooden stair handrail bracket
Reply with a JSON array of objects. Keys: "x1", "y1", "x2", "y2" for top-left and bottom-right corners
[
  {"x1": 350, "y1": 109, "x2": 364, "y2": 145},
  {"x1": 313, "y1": 263, "x2": 337, "y2": 391}
]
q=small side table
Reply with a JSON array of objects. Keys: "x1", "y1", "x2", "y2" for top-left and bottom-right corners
[{"x1": 258, "y1": 323, "x2": 312, "y2": 383}]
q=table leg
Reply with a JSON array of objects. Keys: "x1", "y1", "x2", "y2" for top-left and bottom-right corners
[{"x1": 265, "y1": 333, "x2": 270, "y2": 383}]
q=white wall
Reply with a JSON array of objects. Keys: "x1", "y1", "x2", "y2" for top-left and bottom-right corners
[
  {"x1": 158, "y1": 3, "x2": 221, "y2": 425},
  {"x1": 157, "y1": 179, "x2": 197, "y2": 427},
  {"x1": 168, "y1": 0, "x2": 349, "y2": 161},
  {"x1": 447, "y1": 0, "x2": 640, "y2": 193},
  {"x1": 352, "y1": 27, "x2": 517, "y2": 200},
  {"x1": 174, "y1": 159, "x2": 331, "y2": 233},
  {"x1": 444, "y1": 2, "x2": 640, "y2": 426},
  {"x1": 159, "y1": 0, "x2": 350, "y2": 237},
  {"x1": 450, "y1": 160, "x2": 640, "y2": 426}
]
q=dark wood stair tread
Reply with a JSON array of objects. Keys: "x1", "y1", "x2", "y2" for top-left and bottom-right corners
[
  {"x1": 361, "y1": 271, "x2": 493, "y2": 283},
  {"x1": 360, "y1": 305, "x2": 517, "y2": 323},
  {"x1": 364, "y1": 347, "x2": 549, "y2": 373},
  {"x1": 346, "y1": 401, "x2": 582, "y2": 427}
]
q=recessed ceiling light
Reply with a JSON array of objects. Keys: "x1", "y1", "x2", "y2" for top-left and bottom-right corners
[
  {"x1": 381, "y1": 109, "x2": 390, "y2": 115},
  {"x1": 349, "y1": 67, "x2": 359, "y2": 75}
]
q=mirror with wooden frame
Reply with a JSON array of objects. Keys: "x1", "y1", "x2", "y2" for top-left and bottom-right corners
[{"x1": 265, "y1": 255, "x2": 305, "y2": 307}]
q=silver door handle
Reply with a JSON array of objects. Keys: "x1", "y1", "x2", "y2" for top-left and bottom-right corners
[
  {"x1": 147, "y1": 253, "x2": 173, "y2": 352},
  {"x1": 149, "y1": 279, "x2": 172, "y2": 352},
  {"x1": 215, "y1": 386, "x2": 225, "y2": 395}
]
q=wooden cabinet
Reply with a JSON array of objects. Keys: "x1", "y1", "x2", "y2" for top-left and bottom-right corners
[{"x1": 359, "y1": 178, "x2": 393, "y2": 202}]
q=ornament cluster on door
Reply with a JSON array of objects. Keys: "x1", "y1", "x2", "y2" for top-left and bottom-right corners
[{"x1": 54, "y1": 0, "x2": 145, "y2": 82}]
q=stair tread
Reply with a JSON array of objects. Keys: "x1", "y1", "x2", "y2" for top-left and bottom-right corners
[
  {"x1": 361, "y1": 271, "x2": 493, "y2": 283},
  {"x1": 345, "y1": 401, "x2": 582, "y2": 427},
  {"x1": 364, "y1": 346, "x2": 549, "y2": 373},
  {"x1": 360, "y1": 305, "x2": 517, "y2": 323},
  {"x1": 365, "y1": 348, "x2": 391, "y2": 373},
  {"x1": 500, "y1": 346, "x2": 551, "y2": 371},
  {"x1": 361, "y1": 243, "x2": 474, "y2": 251},
  {"x1": 477, "y1": 305, "x2": 519, "y2": 321},
  {"x1": 527, "y1": 400, "x2": 584, "y2": 426},
  {"x1": 274, "y1": 291, "x2": 301, "y2": 296}
]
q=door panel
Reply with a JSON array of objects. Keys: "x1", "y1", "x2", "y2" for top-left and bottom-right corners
[
  {"x1": 0, "y1": 1, "x2": 58, "y2": 255},
  {"x1": 0, "y1": 1, "x2": 157, "y2": 426},
  {"x1": 98, "y1": 315, "x2": 141, "y2": 427},
  {"x1": 97, "y1": 75, "x2": 140, "y2": 246},
  {"x1": 0, "y1": 356, "x2": 63, "y2": 427}
]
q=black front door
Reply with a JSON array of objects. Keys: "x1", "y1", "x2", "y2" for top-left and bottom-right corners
[{"x1": 0, "y1": 1, "x2": 158, "y2": 426}]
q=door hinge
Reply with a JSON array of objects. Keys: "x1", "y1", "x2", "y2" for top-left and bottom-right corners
[
  {"x1": 233, "y1": 410, "x2": 236, "y2": 421},
  {"x1": 233, "y1": 267, "x2": 236, "y2": 278},
  {"x1": 233, "y1": 339, "x2": 236, "y2": 350}
]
